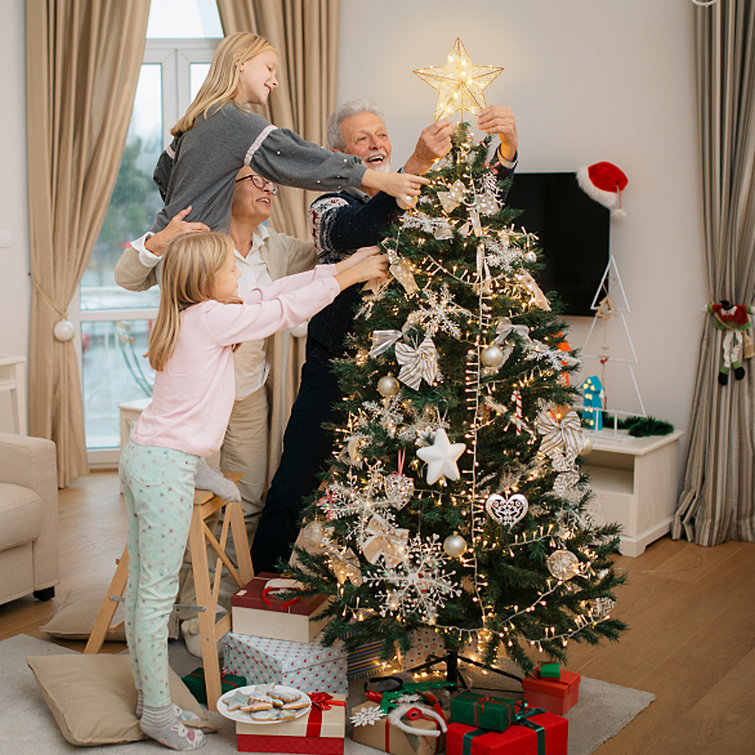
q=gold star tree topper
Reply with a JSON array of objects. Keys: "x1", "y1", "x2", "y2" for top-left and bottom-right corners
[{"x1": 414, "y1": 38, "x2": 503, "y2": 121}]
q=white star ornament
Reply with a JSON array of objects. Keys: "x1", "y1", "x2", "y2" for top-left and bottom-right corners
[{"x1": 416, "y1": 428, "x2": 467, "y2": 485}]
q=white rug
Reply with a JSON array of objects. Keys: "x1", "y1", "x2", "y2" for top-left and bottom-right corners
[{"x1": 4, "y1": 634, "x2": 655, "y2": 754}]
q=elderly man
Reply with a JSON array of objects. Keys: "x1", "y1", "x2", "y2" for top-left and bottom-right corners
[
  {"x1": 251, "y1": 100, "x2": 518, "y2": 573},
  {"x1": 115, "y1": 167, "x2": 316, "y2": 539}
]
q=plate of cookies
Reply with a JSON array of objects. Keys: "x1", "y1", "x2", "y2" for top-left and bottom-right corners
[{"x1": 217, "y1": 684, "x2": 312, "y2": 724}]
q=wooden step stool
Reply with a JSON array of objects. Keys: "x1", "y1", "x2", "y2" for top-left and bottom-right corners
[{"x1": 84, "y1": 472, "x2": 253, "y2": 711}]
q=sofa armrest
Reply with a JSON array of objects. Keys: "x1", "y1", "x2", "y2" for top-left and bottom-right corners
[{"x1": 0, "y1": 431, "x2": 58, "y2": 589}]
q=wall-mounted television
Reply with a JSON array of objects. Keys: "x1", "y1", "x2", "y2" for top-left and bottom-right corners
[{"x1": 505, "y1": 172, "x2": 610, "y2": 316}]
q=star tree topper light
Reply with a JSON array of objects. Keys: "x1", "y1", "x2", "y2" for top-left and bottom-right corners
[{"x1": 414, "y1": 38, "x2": 503, "y2": 121}]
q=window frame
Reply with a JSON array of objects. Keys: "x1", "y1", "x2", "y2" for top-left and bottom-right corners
[{"x1": 76, "y1": 38, "x2": 220, "y2": 467}]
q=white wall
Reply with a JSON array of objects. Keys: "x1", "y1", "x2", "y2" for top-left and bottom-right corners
[
  {"x1": 0, "y1": 0, "x2": 30, "y2": 430},
  {"x1": 0, "y1": 0, "x2": 706, "y2": 450},
  {"x1": 339, "y1": 0, "x2": 706, "y2": 440}
]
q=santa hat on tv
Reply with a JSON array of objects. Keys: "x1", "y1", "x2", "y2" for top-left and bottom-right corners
[{"x1": 576, "y1": 161, "x2": 628, "y2": 221}]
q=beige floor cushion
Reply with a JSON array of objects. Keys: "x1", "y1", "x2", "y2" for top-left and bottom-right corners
[{"x1": 26, "y1": 653, "x2": 214, "y2": 746}]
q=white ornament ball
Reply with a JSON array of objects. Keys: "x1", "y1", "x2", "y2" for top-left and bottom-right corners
[
  {"x1": 579, "y1": 437, "x2": 593, "y2": 456},
  {"x1": 525, "y1": 251, "x2": 537, "y2": 263},
  {"x1": 443, "y1": 533, "x2": 467, "y2": 557},
  {"x1": 377, "y1": 374, "x2": 400, "y2": 398},
  {"x1": 481, "y1": 344, "x2": 505, "y2": 369},
  {"x1": 53, "y1": 319, "x2": 75, "y2": 342},
  {"x1": 546, "y1": 549, "x2": 580, "y2": 581},
  {"x1": 290, "y1": 320, "x2": 309, "y2": 338}
]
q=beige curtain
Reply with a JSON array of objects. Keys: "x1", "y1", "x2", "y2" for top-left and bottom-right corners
[
  {"x1": 26, "y1": 0, "x2": 150, "y2": 486},
  {"x1": 215, "y1": 0, "x2": 340, "y2": 239},
  {"x1": 216, "y1": 0, "x2": 339, "y2": 480},
  {"x1": 673, "y1": 0, "x2": 755, "y2": 545}
]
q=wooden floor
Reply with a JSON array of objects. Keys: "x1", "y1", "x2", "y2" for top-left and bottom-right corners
[{"x1": 2, "y1": 470, "x2": 754, "y2": 752}]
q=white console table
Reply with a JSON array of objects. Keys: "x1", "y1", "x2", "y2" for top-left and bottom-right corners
[
  {"x1": 0, "y1": 355, "x2": 27, "y2": 435},
  {"x1": 582, "y1": 429, "x2": 684, "y2": 557}
]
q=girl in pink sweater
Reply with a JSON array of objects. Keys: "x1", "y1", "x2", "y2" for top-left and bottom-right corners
[{"x1": 120, "y1": 232, "x2": 385, "y2": 750}]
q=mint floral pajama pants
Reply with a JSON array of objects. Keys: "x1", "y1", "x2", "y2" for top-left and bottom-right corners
[{"x1": 119, "y1": 441, "x2": 199, "y2": 707}]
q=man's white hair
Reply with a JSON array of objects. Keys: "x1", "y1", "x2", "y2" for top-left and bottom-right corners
[{"x1": 326, "y1": 99, "x2": 385, "y2": 150}]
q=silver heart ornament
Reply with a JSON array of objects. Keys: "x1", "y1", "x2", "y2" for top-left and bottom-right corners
[{"x1": 486, "y1": 493, "x2": 529, "y2": 526}]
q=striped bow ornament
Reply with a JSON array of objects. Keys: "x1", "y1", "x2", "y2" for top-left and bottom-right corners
[{"x1": 395, "y1": 336, "x2": 441, "y2": 390}]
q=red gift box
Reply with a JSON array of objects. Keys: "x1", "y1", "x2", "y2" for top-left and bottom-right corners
[
  {"x1": 446, "y1": 706, "x2": 568, "y2": 755},
  {"x1": 522, "y1": 665, "x2": 580, "y2": 715},
  {"x1": 231, "y1": 572, "x2": 331, "y2": 642},
  {"x1": 236, "y1": 691, "x2": 346, "y2": 753}
]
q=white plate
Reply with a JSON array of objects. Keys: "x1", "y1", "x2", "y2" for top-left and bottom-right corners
[{"x1": 216, "y1": 684, "x2": 312, "y2": 725}]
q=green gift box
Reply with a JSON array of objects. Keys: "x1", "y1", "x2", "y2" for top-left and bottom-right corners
[
  {"x1": 181, "y1": 666, "x2": 246, "y2": 705},
  {"x1": 539, "y1": 663, "x2": 561, "y2": 679},
  {"x1": 450, "y1": 692, "x2": 520, "y2": 732}
]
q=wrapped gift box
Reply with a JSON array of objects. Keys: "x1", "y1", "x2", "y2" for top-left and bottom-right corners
[
  {"x1": 222, "y1": 631, "x2": 347, "y2": 695},
  {"x1": 446, "y1": 708, "x2": 568, "y2": 755},
  {"x1": 181, "y1": 667, "x2": 246, "y2": 705},
  {"x1": 450, "y1": 692, "x2": 520, "y2": 732},
  {"x1": 522, "y1": 665, "x2": 580, "y2": 715},
  {"x1": 350, "y1": 700, "x2": 445, "y2": 755},
  {"x1": 236, "y1": 691, "x2": 346, "y2": 753},
  {"x1": 231, "y1": 572, "x2": 331, "y2": 643}
]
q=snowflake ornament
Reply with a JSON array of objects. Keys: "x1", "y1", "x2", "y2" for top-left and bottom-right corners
[
  {"x1": 351, "y1": 705, "x2": 387, "y2": 728},
  {"x1": 366, "y1": 534, "x2": 461, "y2": 622}
]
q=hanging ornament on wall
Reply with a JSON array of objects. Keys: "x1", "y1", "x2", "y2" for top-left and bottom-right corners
[
  {"x1": 377, "y1": 373, "x2": 400, "y2": 398},
  {"x1": 546, "y1": 549, "x2": 581, "y2": 581},
  {"x1": 485, "y1": 492, "x2": 528, "y2": 527},
  {"x1": 443, "y1": 533, "x2": 467, "y2": 557}
]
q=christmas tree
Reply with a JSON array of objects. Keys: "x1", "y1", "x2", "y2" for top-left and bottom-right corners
[{"x1": 288, "y1": 123, "x2": 625, "y2": 674}]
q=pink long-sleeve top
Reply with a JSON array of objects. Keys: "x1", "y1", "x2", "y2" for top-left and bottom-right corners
[{"x1": 131, "y1": 264, "x2": 339, "y2": 458}]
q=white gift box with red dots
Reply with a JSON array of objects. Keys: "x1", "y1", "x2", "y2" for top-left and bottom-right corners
[{"x1": 222, "y1": 630, "x2": 348, "y2": 694}]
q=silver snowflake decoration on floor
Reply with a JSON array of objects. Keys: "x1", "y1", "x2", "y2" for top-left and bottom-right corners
[{"x1": 365, "y1": 533, "x2": 461, "y2": 623}]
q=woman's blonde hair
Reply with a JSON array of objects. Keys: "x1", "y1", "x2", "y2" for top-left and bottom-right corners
[
  {"x1": 147, "y1": 232, "x2": 236, "y2": 371},
  {"x1": 171, "y1": 32, "x2": 277, "y2": 137}
]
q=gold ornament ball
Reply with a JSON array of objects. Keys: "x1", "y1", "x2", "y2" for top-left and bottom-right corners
[
  {"x1": 443, "y1": 533, "x2": 467, "y2": 557},
  {"x1": 525, "y1": 251, "x2": 537, "y2": 263},
  {"x1": 579, "y1": 437, "x2": 593, "y2": 456},
  {"x1": 546, "y1": 549, "x2": 580, "y2": 581},
  {"x1": 481, "y1": 344, "x2": 505, "y2": 369},
  {"x1": 377, "y1": 374, "x2": 399, "y2": 398}
]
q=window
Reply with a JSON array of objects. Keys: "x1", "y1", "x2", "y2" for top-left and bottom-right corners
[{"x1": 75, "y1": 0, "x2": 221, "y2": 465}]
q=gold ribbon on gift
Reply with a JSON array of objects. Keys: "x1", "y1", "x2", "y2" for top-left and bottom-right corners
[
  {"x1": 361, "y1": 516, "x2": 409, "y2": 568},
  {"x1": 395, "y1": 336, "x2": 441, "y2": 390},
  {"x1": 536, "y1": 410, "x2": 583, "y2": 462}
]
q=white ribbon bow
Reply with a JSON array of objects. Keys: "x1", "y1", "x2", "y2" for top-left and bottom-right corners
[
  {"x1": 395, "y1": 336, "x2": 441, "y2": 390},
  {"x1": 536, "y1": 410, "x2": 583, "y2": 462},
  {"x1": 360, "y1": 516, "x2": 409, "y2": 568}
]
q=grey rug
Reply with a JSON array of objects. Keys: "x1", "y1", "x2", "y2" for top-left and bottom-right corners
[{"x1": 3, "y1": 634, "x2": 654, "y2": 754}]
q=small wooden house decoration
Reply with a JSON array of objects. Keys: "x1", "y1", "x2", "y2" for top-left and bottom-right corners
[{"x1": 581, "y1": 375, "x2": 605, "y2": 431}]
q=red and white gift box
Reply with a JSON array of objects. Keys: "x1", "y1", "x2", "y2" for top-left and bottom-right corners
[
  {"x1": 222, "y1": 631, "x2": 348, "y2": 695},
  {"x1": 236, "y1": 691, "x2": 346, "y2": 753},
  {"x1": 521, "y1": 665, "x2": 581, "y2": 715},
  {"x1": 231, "y1": 572, "x2": 331, "y2": 643}
]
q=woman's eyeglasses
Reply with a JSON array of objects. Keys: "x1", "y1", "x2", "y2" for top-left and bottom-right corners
[{"x1": 235, "y1": 174, "x2": 279, "y2": 195}]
